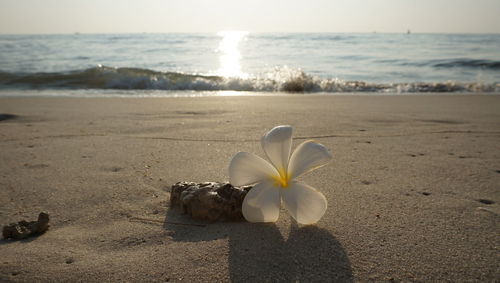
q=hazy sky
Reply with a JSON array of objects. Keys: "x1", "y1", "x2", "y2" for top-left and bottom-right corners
[{"x1": 1, "y1": 0, "x2": 499, "y2": 34}]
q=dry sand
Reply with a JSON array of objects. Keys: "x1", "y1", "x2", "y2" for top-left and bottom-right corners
[{"x1": 0, "y1": 94, "x2": 499, "y2": 282}]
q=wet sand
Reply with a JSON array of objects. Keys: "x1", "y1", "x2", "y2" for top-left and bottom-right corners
[{"x1": 0, "y1": 94, "x2": 499, "y2": 282}]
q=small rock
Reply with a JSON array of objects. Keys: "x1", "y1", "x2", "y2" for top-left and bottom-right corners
[
  {"x1": 422, "y1": 192, "x2": 431, "y2": 196},
  {"x1": 2, "y1": 212, "x2": 50, "y2": 240},
  {"x1": 65, "y1": 258, "x2": 75, "y2": 264}
]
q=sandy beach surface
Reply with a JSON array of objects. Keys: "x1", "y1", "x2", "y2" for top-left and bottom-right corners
[{"x1": 0, "y1": 94, "x2": 499, "y2": 282}]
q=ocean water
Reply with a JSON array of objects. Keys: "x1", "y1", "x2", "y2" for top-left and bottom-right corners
[{"x1": 0, "y1": 32, "x2": 499, "y2": 96}]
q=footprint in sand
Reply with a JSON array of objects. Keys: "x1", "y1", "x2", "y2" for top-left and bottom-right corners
[
  {"x1": 477, "y1": 199, "x2": 494, "y2": 205},
  {"x1": 101, "y1": 166, "x2": 124, "y2": 172},
  {"x1": 0, "y1": 114, "x2": 18, "y2": 121},
  {"x1": 23, "y1": 163, "x2": 49, "y2": 169}
]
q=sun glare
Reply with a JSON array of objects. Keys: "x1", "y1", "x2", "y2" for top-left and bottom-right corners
[{"x1": 216, "y1": 30, "x2": 248, "y2": 78}]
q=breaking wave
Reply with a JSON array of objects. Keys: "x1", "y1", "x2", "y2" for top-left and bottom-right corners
[{"x1": 0, "y1": 65, "x2": 498, "y2": 93}]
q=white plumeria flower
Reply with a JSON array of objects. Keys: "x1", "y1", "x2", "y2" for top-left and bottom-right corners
[{"x1": 229, "y1": 125, "x2": 332, "y2": 225}]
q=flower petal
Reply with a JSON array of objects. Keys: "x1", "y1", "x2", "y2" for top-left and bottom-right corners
[
  {"x1": 282, "y1": 181, "x2": 327, "y2": 225},
  {"x1": 261, "y1": 125, "x2": 293, "y2": 173},
  {"x1": 242, "y1": 180, "x2": 281, "y2": 222},
  {"x1": 229, "y1": 152, "x2": 279, "y2": 186},
  {"x1": 288, "y1": 140, "x2": 332, "y2": 179}
]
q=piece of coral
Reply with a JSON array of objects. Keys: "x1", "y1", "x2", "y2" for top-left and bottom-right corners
[
  {"x1": 2, "y1": 212, "x2": 50, "y2": 240},
  {"x1": 170, "y1": 182, "x2": 252, "y2": 222}
]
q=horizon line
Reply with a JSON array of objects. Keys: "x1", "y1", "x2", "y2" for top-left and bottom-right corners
[{"x1": 1, "y1": 31, "x2": 500, "y2": 36}]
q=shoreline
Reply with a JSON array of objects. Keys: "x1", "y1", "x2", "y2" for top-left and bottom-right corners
[
  {"x1": 1, "y1": 95, "x2": 499, "y2": 281},
  {"x1": 1, "y1": 89, "x2": 500, "y2": 98}
]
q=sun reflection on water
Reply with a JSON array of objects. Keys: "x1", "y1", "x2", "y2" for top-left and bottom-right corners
[{"x1": 216, "y1": 30, "x2": 248, "y2": 78}]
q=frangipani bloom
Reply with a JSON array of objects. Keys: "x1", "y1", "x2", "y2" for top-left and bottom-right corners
[{"x1": 229, "y1": 125, "x2": 332, "y2": 225}]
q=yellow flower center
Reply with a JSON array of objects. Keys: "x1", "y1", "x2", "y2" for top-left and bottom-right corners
[{"x1": 271, "y1": 167, "x2": 291, "y2": 188}]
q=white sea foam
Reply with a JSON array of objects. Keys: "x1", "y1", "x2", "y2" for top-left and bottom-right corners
[{"x1": 1, "y1": 65, "x2": 498, "y2": 93}]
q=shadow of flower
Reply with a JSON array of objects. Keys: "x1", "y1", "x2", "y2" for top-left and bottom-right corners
[{"x1": 164, "y1": 209, "x2": 353, "y2": 282}]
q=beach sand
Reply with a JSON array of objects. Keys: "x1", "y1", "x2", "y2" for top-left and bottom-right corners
[{"x1": 0, "y1": 94, "x2": 499, "y2": 282}]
